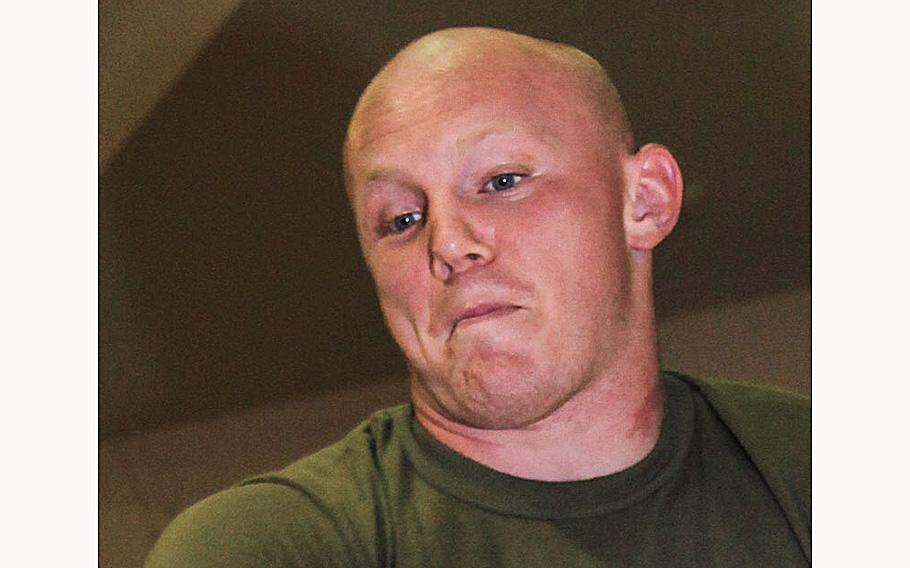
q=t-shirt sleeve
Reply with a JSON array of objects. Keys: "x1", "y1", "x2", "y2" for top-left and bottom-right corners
[{"x1": 144, "y1": 482, "x2": 361, "y2": 568}]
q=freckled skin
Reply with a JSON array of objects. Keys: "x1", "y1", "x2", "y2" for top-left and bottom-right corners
[{"x1": 344, "y1": 28, "x2": 682, "y2": 480}]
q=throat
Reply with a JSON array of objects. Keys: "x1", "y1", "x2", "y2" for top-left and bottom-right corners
[{"x1": 413, "y1": 373, "x2": 665, "y2": 482}]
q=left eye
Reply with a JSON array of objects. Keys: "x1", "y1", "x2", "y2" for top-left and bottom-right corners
[{"x1": 485, "y1": 173, "x2": 522, "y2": 192}]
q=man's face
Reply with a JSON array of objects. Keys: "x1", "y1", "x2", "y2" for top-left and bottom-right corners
[{"x1": 346, "y1": 57, "x2": 637, "y2": 429}]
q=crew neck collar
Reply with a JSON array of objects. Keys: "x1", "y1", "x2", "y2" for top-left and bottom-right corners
[{"x1": 399, "y1": 373, "x2": 695, "y2": 519}]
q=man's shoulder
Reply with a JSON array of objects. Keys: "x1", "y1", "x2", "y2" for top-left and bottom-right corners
[
  {"x1": 669, "y1": 371, "x2": 810, "y2": 445},
  {"x1": 667, "y1": 371, "x2": 811, "y2": 555},
  {"x1": 146, "y1": 481, "x2": 342, "y2": 567},
  {"x1": 146, "y1": 403, "x2": 412, "y2": 567},
  {"x1": 258, "y1": 402, "x2": 411, "y2": 488}
]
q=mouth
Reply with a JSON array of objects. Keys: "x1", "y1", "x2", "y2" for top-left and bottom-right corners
[{"x1": 451, "y1": 303, "x2": 521, "y2": 335}]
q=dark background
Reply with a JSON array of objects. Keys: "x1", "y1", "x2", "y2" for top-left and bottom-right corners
[{"x1": 100, "y1": 0, "x2": 810, "y2": 438}]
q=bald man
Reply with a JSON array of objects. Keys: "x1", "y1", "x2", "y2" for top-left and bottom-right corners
[{"x1": 147, "y1": 28, "x2": 810, "y2": 567}]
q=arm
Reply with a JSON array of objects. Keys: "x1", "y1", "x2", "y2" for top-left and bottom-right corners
[{"x1": 145, "y1": 482, "x2": 362, "y2": 568}]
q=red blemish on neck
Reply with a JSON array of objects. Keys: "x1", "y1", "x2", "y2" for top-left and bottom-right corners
[{"x1": 626, "y1": 382, "x2": 663, "y2": 440}]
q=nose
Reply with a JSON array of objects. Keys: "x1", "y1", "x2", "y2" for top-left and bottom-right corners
[{"x1": 428, "y1": 207, "x2": 494, "y2": 281}]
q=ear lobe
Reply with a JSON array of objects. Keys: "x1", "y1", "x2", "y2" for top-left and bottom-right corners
[{"x1": 624, "y1": 143, "x2": 684, "y2": 251}]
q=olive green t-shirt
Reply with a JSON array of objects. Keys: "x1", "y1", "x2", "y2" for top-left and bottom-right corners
[{"x1": 146, "y1": 373, "x2": 810, "y2": 566}]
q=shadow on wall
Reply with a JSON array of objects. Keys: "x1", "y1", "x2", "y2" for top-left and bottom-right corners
[{"x1": 100, "y1": 1, "x2": 410, "y2": 437}]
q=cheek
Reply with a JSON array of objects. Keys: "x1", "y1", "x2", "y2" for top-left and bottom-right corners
[
  {"x1": 507, "y1": 180, "x2": 623, "y2": 264},
  {"x1": 502, "y1": 180, "x2": 628, "y2": 311},
  {"x1": 367, "y1": 245, "x2": 431, "y2": 330}
]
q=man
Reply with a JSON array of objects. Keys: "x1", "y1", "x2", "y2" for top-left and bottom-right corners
[{"x1": 147, "y1": 27, "x2": 810, "y2": 567}]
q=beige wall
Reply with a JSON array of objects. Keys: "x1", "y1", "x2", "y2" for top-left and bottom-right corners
[
  {"x1": 100, "y1": 289, "x2": 810, "y2": 567},
  {"x1": 100, "y1": 0, "x2": 242, "y2": 170},
  {"x1": 658, "y1": 289, "x2": 811, "y2": 396}
]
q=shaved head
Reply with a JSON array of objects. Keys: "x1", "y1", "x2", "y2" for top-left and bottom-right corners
[
  {"x1": 344, "y1": 27, "x2": 634, "y2": 190},
  {"x1": 338, "y1": 25, "x2": 673, "y2": 431}
]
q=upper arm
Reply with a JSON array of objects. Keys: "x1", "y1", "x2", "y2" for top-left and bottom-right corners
[{"x1": 144, "y1": 482, "x2": 360, "y2": 568}]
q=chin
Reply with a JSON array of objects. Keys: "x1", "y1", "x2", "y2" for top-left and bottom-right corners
[
  {"x1": 453, "y1": 386, "x2": 570, "y2": 430},
  {"x1": 444, "y1": 354, "x2": 574, "y2": 430}
]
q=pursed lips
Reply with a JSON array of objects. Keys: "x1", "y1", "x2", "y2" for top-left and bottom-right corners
[{"x1": 449, "y1": 302, "x2": 521, "y2": 337}]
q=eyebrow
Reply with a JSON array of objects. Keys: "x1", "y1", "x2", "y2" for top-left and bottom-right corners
[
  {"x1": 458, "y1": 126, "x2": 521, "y2": 148},
  {"x1": 456, "y1": 124, "x2": 560, "y2": 153},
  {"x1": 361, "y1": 168, "x2": 418, "y2": 194},
  {"x1": 357, "y1": 125, "x2": 557, "y2": 193}
]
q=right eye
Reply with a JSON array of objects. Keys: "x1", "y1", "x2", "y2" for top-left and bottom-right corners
[{"x1": 389, "y1": 211, "x2": 424, "y2": 234}]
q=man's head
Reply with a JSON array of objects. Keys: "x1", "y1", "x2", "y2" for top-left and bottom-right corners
[{"x1": 343, "y1": 28, "x2": 683, "y2": 430}]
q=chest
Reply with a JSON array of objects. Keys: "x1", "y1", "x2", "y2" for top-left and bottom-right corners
[{"x1": 385, "y1": 422, "x2": 806, "y2": 567}]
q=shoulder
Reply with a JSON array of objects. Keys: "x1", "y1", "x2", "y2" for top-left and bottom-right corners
[
  {"x1": 670, "y1": 371, "x2": 810, "y2": 451},
  {"x1": 146, "y1": 482, "x2": 345, "y2": 567},
  {"x1": 270, "y1": 403, "x2": 408, "y2": 489},
  {"x1": 667, "y1": 371, "x2": 811, "y2": 553},
  {"x1": 146, "y1": 404, "x2": 412, "y2": 568}
]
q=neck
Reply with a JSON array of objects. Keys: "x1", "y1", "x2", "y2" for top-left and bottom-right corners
[{"x1": 415, "y1": 326, "x2": 663, "y2": 482}]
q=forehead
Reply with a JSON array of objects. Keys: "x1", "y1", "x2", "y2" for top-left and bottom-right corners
[{"x1": 346, "y1": 56, "x2": 605, "y2": 179}]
